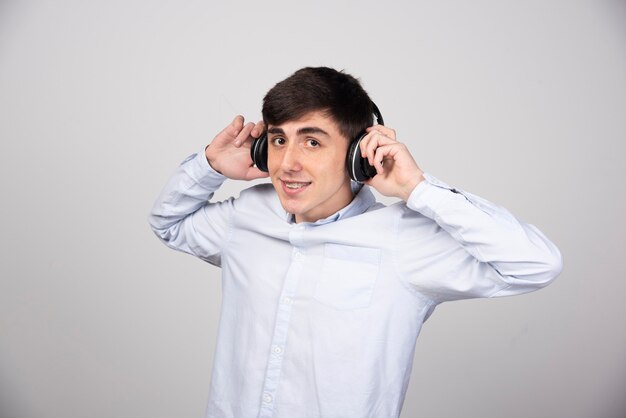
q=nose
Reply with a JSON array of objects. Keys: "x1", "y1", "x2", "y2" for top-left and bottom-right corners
[{"x1": 280, "y1": 143, "x2": 303, "y2": 172}]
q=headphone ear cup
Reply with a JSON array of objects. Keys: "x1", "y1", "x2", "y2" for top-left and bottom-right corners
[
  {"x1": 250, "y1": 134, "x2": 269, "y2": 172},
  {"x1": 346, "y1": 134, "x2": 377, "y2": 182}
]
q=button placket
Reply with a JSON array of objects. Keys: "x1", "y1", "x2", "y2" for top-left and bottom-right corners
[{"x1": 258, "y1": 226, "x2": 307, "y2": 418}]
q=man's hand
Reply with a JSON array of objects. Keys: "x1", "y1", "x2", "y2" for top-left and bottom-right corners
[
  {"x1": 205, "y1": 115, "x2": 269, "y2": 181},
  {"x1": 360, "y1": 125, "x2": 425, "y2": 201}
]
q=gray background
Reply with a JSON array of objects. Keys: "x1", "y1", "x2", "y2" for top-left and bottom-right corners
[{"x1": 1, "y1": 0, "x2": 624, "y2": 417}]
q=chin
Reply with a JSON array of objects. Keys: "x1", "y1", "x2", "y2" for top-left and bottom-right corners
[{"x1": 278, "y1": 199, "x2": 302, "y2": 216}]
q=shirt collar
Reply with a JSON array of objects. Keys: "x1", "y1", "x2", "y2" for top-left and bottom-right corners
[{"x1": 286, "y1": 181, "x2": 376, "y2": 226}]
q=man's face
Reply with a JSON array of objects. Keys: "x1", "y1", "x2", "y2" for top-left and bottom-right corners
[{"x1": 267, "y1": 110, "x2": 354, "y2": 223}]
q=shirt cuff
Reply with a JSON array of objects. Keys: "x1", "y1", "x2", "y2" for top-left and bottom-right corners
[
  {"x1": 406, "y1": 172, "x2": 464, "y2": 219},
  {"x1": 181, "y1": 150, "x2": 228, "y2": 188}
]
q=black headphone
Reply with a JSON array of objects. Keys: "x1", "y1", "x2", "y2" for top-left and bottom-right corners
[{"x1": 250, "y1": 103, "x2": 384, "y2": 183}]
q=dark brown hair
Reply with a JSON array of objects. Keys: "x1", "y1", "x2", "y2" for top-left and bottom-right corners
[{"x1": 262, "y1": 67, "x2": 374, "y2": 141}]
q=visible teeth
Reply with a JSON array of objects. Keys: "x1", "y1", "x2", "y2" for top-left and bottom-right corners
[{"x1": 285, "y1": 182, "x2": 309, "y2": 189}]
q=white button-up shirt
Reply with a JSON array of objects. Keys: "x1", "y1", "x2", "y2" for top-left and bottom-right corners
[{"x1": 149, "y1": 151, "x2": 562, "y2": 418}]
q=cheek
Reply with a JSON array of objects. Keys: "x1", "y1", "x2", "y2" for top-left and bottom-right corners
[
  {"x1": 315, "y1": 160, "x2": 343, "y2": 180},
  {"x1": 330, "y1": 153, "x2": 348, "y2": 176},
  {"x1": 267, "y1": 152, "x2": 280, "y2": 173}
]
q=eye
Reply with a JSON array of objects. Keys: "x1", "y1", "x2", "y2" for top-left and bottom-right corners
[
  {"x1": 305, "y1": 138, "x2": 320, "y2": 148},
  {"x1": 271, "y1": 137, "x2": 286, "y2": 146}
]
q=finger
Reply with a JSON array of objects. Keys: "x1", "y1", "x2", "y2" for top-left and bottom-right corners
[
  {"x1": 366, "y1": 125, "x2": 397, "y2": 140},
  {"x1": 213, "y1": 115, "x2": 244, "y2": 145},
  {"x1": 373, "y1": 143, "x2": 405, "y2": 174},
  {"x1": 251, "y1": 120, "x2": 266, "y2": 138},
  {"x1": 234, "y1": 122, "x2": 255, "y2": 147},
  {"x1": 373, "y1": 146, "x2": 388, "y2": 174},
  {"x1": 373, "y1": 144, "x2": 393, "y2": 174},
  {"x1": 361, "y1": 130, "x2": 396, "y2": 155},
  {"x1": 361, "y1": 132, "x2": 396, "y2": 166},
  {"x1": 359, "y1": 131, "x2": 380, "y2": 159},
  {"x1": 223, "y1": 115, "x2": 244, "y2": 137},
  {"x1": 358, "y1": 132, "x2": 378, "y2": 166}
]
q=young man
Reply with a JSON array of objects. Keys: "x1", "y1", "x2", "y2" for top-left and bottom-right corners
[{"x1": 149, "y1": 67, "x2": 562, "y2": 418}]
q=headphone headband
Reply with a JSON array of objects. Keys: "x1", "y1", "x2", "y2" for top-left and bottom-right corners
[{"x1": 372, "y1": 102, "x2": 384, "y2": 126}]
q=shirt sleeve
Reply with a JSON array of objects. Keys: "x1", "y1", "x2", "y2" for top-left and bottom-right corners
[
  {"x1": 397, "y1": 172, "x2": 563, "y2": 303},
  {"x1": 148, "y1": 151, "x2": 234, "y2": 267}
]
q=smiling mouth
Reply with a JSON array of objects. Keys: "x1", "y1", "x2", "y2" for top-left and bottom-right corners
[
  {"x1": 280, "y1": 180, "x2": 312, "y2": 192},
  {"x1": 284, "y1": 181, "x2": 311, "y2": 189}
]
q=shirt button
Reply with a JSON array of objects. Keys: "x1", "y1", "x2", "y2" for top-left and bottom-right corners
[
  {"x1": 272, "y1": 345, "x2": 283, "y2": 355},
  {"x1": 294, "y1": 251, "x2": 303, "y2": 261},
  {"x1": 282, "y1": 297, "x2": 293, "y2": 305},
  {"x1": 263, "y1": 393, "x2": 273, "y2": 404}
]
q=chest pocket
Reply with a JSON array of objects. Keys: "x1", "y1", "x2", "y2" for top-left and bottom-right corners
[{"x1": 314, "y1": 244, "x2": 381, "y2": 310}]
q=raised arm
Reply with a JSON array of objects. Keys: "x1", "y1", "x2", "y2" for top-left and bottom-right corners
[
  {"x1": 148, "y1": 116, "x2": 267, "y2": 265},
  {"x1": 359, "y1": 125, "x2": 562, "y2": 302}
]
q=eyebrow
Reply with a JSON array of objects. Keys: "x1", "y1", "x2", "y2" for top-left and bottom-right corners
[{"x1": 267, "y1": 126, "x2": 330, "y2": 137}]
